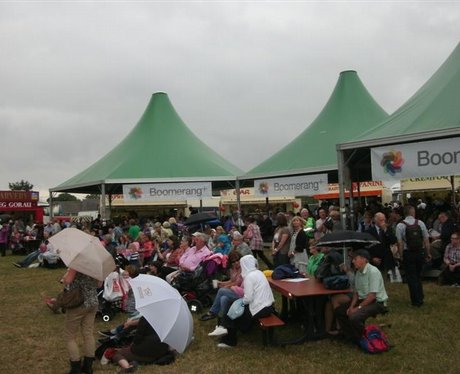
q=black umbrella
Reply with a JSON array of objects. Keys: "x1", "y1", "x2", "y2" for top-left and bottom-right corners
[
  {"x1": 316, "y1": 230, "x2": 380, "y2": 250},
  {"x1": 184, "y1": 212, "x2": 220, "y2": 226}
]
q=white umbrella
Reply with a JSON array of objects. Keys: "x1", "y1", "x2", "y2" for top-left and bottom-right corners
[
  {"x1": 129, "y1": 274, "x2": 193, "y2": 354},
  {"x1": 49, "y1": 228, "x2": 115, "y2": 281}
]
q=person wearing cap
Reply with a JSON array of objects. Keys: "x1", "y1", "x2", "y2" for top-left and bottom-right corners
[{"x1": 334, "y1": 249, "x2": 388, "y2": 342}]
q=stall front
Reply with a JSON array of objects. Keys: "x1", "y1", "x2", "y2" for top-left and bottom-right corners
[{"x1": 0, "y1": 190, "x2": 43, "y2": 223}]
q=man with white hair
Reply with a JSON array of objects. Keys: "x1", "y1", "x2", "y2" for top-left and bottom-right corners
[
  {"x1": 366, "y1": 212, "x2": 397, "y2": 273},
  {"x1": 166, "y1": 232, "x2": 212, "y2": 283}
]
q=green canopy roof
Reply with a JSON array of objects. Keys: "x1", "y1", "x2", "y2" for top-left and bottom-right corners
[
  {"x1": 340, "y1": 42, "x2": 460, "y2": 150},
  {"x1": 243, "y1": 71, "x2": 388, "y2": 179},
  {"x1": 51, "y1": 93, "x2": 242, "y2": 193}
]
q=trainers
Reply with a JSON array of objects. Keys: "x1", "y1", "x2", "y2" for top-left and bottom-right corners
[
  {"x1": 13, "y1": 262, "x2": 22, "y2": 268},
  {"x1": 208, "y1": 326, "x2": 228, "y2": 337},
  {"x1": 217, "y1": 342, "x2": 233, "y2": 348},
  {"x1": 101, "y1": 348, "x2": 116, "y2": 365},
  {"x1": 199, "y1": 312, "x2": 217, "y2": 321},
  {"x1": 100, "y1": 355, "x2": 110, "y2": 365}
]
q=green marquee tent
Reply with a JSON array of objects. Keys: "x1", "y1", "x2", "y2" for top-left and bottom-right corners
[
  {"x1": 338, "y1": 42, "x2": 460, "y2": 182},
  {"x1": 50, "y1": 92, "x2": 243, "y2": 194},
  {"x1": 242, "y1": 70, "x2": 388, "y2": 181}
]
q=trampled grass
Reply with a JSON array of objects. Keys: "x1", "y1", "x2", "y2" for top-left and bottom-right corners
[{"x1": 1, "y1": 255, "x2": 459, "y2": 374}]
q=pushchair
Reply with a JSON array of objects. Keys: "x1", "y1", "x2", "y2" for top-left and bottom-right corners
[
  {"x1": 173, "y1": 264, "x2": 216, "y2": 314},
  {"x1": 97, "y1": 270, "x2": 129, "y2": 322}
]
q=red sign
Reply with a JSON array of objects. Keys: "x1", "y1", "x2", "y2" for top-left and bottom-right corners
[
  {"x1": 0, "y1": 201, "x2": 37, "y2": 209},
  {"x1": 0, "y1": 191, "x2": 39, "y2": 202}
]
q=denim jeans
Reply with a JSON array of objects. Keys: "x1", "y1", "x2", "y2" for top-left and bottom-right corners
[
  {"x1": 209, "y1": 287, "x2": 239, "y2": 316},
  {"x1": 18, "y1": 250, "x2": 40, "y2": 267}
]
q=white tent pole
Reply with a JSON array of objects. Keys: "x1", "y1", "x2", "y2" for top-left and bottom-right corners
[
  {"x1": 235, "y1": 177, "x2": 242, "y2": 231},
  {"x1": 100, "y1": 184, "x2": 106, "y2": 220},
  {"x1": 337, "y1": 148, "x2": 349, "y2": 229}
]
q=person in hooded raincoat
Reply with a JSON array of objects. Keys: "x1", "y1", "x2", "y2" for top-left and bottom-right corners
[{"x1": 212, "y1": 254, "x2": 275, "y2": 347}]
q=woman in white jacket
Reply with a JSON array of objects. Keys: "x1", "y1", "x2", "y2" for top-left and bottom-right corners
[{"x1": 214, "y1": 254, "x2": 275, "y2": 348}]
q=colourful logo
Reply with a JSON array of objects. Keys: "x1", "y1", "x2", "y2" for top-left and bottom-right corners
[
  {"x1": 258, "y1": 182, "x2": 269, "y2": 194},
  {"x1": 380, "y1": 150, "x2": 404, "y2": 176},
  {"x1": 128, "y1": 187, "x2": 143, "y2": 199}
]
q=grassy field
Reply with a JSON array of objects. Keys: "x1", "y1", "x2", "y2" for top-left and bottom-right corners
[{"x1": 1, "y1": 255, "x2": 459, "y2": 374}]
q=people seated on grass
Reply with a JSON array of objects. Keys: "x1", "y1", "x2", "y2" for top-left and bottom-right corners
[
  {"x1": 166, "y1": 232, "x2": 212, "y2": 284},
  {"x1": 98, "y1": 265, "x2": 142, "y2": 343},
  {"x1": 214, "y1": 226, "x2": 226, "y2": 243},
  {"x1": 210, "y1": 254, "x2": 275, "y2": 348},
  {"x1": 207, "y1": 228, "x2": 217, "y2": 251},
  {"x1": 151, "y1": 222, "x2": 170, "y2": 249},
  {"x1": 119, "y1": 242, "x2": 141, "y2": 269},
  {"x1": 232, "y1": 231, "x2": 252, "y2": 257},
  {"x1": 38, "y1": 235, "x2": 61, "y2": 268},
  {"x1": 334, "y1": 249, "x2": 388, "y2": 343},
  {"x1": 272, "y1": 212, "x2": 291, "y2": 268},
  {"x1": 137, "y1": 232, "x2": 154, "y2": 265},
  {"x1": 200, "y1": 251, "x2": 243, "y2": 325},
  {"x1": 13, "y1": 231, "x2": 52, "y2": 268},
  {"x1": 214, "y1": 233, "x2": 232, "y2": 255},
  {"x1": 101, "y1": 316, "x2": 171, "y2": 373},
  {"x1": 438, "y1": 231, "x2": 460, "y2": 286},
  {"x1": 288, "y1": 216, "x2": 308, "y2": 274},
  {"x1": 155, "y1": 236, "x2": 189, "y2": 279}
]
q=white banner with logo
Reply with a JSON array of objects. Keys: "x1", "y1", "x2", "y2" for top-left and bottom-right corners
[
  {"x1": 254, "y1": 174, "x2": 328, "y2": 197},
  {"x1": 371, "y1": 138, "x2": 460, "y2": 180},
  {"x1": 123, "y1": 182, "x2": 212, "y2": 202}
]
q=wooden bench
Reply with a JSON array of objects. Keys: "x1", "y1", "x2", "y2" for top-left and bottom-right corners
[{"x1": 259, "y1": 314, "x2": 285, "y2": 346}]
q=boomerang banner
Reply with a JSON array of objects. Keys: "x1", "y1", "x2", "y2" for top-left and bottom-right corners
[
  {"x1": 254, "y1": 174, "x2": 328, "y2": 197},
  {"x1": 371, "y1": 138, "x2": 460, "y2": 180}
]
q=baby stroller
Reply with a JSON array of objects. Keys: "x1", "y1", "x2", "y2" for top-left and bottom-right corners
[
  {"x1": 98, "y1": 270, "x2": 129, "y2": 322},
  {"x1": 174, "y1": 264, "x2": 216, "y2": 314}
]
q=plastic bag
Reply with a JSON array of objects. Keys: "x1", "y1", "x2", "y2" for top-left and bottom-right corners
[{"x1": 227, "y1": 298, "x2": 245, "y2": 320}]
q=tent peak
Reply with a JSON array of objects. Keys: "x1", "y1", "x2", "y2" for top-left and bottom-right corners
[
  {"x1": 152, "y1": 92, "x2": 168, "y2": 97},
  {"x1": 339, "y1": 70, "x2": 357, "y2": 75}
]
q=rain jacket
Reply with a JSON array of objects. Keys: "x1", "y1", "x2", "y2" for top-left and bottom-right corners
[{"x1": 240, "y1": 255, "x2": 274, "y2": 316}]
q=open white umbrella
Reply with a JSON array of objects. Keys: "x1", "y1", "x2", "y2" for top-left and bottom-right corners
[
  {"x1": 49, "y1": 228, "x2": 115, "y2": 281},
  {"x1": 129, "y1": 274, "x2": 193, "y2": 354}
]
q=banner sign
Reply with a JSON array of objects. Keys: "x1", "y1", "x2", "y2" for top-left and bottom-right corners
[
  {"x1": 254, "y1": 174, "x2": 328, "y2": 197},
  {"x1": 0, "y1": 190, "x2": 39, "y2": 202},
  {"x1": 123, "y1": 182, "x2": 212, "y2": 202},
  {"x1": 400, "y1": 176, "x2": 460, "y2": 191},
  {"x1": 371, "y1": 138, "x2": 460, "y2": 180}
]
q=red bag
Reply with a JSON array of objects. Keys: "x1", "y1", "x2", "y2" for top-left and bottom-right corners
[{"x1": 359, "y1": 324, "x2": 390, "y2": 353}]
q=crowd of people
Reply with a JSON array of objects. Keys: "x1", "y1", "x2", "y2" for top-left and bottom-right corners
[{"x1": 3, "y1": 195, "x2": 460, "y2": 372}]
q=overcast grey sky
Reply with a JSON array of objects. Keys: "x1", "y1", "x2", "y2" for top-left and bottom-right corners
[{"x1": 0, "y1": 1, "x2": 458, "y2": 198}]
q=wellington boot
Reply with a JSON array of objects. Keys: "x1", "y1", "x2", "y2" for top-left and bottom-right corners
[
  {"x1": 68, "y1": 360, "x2": 82, "y2": 374},
  {"x1": 81, "y1": 356, "x2": 94, "y2": 374}
]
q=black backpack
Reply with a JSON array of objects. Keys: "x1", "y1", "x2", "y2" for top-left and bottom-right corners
[{"x1": 402, "y1": 220, "x2": 423, "y2": 251}]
